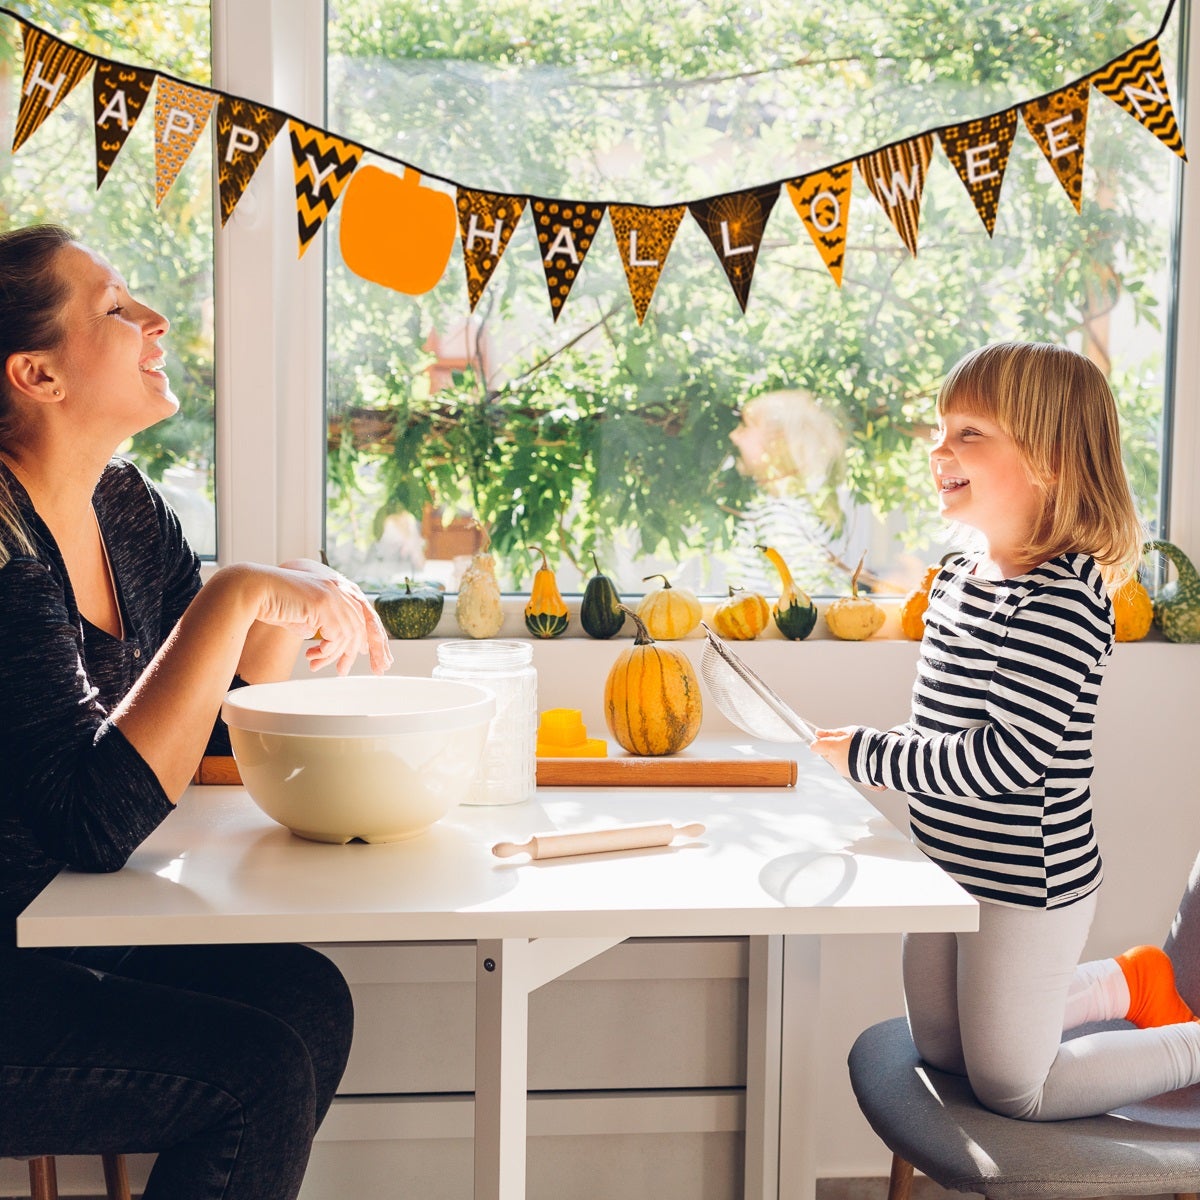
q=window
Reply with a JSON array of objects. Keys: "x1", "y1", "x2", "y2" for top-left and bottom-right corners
[
  {"x1": 1, "y1": 1, "x2": 216, "y2": 556},
  {"x1": 321, "y1": 0, "x2": 1184, "y2": 599}
]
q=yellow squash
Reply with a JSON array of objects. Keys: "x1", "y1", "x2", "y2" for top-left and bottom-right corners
[
  {"x1": 636, "y1": 573, "x2": 702, "y2": 640},
  {"x1": 1112, "y1": 575, "x2": 1153, "y2": 642},
  {"x1": 524, "y1": 546, "x2": 569, "y2": 638},
  {"x1": 711, "y1": 586, "x2": 770, "y2": 640},
  {"x1": 604, "y1": 607, "x2": 703, "y2": 756},
  {"x1": 825, "y1": 553, "x2": 885, "y2": 641}
]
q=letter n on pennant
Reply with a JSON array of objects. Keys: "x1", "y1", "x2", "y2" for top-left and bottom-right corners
[
  {"x1": 530, "y1": 197, "x2": 608, "y2": 322},
  {"x1": 1092, "y1": 39, "x2": 1186, "y2": 161},
  {"x1": 93, "y1": 61, "x2": 155, "y2": 190},
  {"x1": 456, "y1": 189, "x2": 527, "y2": 311},
  {"x1": 938, "y1": 109, "x2": 1018, "y2": 236},
  {"x1": 689, "y1": 183, "x2": 780, "y2": 312},
  {"x1": 13, "y1": 25, "x2": 95, "y2": 153},
  {"x1": 216, "y1": 96, "x2": 287, "y2": 225},
  {"x1": 785, "y1": 164, "x2": 852, "y2": 286},
  {"x1": 857, "y1": 134, "x2": 933, "y2": 256},
  {"x1": 609, "y1": 204, "x2": 686, "y2": 324},
  {"x1": 154, "y1": 77, "x2": 217, "y2": 207},
  {"x1": 1021, "y1": 82, "x2": 1090, "y2": 213},
  {"x1": 289, "y1": 120, "x2": 364, "y2": 258}
]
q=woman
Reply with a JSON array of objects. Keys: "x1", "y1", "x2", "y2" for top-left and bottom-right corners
[{"x1": 0, "y1": 224, "x2": 392, "y2": 1199}]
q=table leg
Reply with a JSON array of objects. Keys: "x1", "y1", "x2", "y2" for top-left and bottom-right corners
[
  {"x1": 745, "y1": 934, "x2": 783, "y2": 1200},
  {"x1": 474, "y1": 936, "x2": 625, "y2": 1200},
  {"x1": 778, "y1": 934, "x2": 821, "y2": 1200}
]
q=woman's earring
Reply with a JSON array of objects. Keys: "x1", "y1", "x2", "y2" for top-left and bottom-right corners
[{"x1": 52, "y1": 388, "x2": 61, "y2": 396}]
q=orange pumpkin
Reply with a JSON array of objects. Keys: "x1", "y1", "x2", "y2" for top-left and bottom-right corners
[
  {"x1": 899, "y1": 566, "x2": 939, "y2": 641},
  {"x1": 339, "y1": 164, "x2": 458, "y2": 295}
]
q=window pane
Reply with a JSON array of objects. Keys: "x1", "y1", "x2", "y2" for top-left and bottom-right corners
[
  {"x1": 0, "y1": 2, "x2": 216, "y2": 557},
  {"x1": 325, "y1": 0, "x2": 1179, "y2": 598}
]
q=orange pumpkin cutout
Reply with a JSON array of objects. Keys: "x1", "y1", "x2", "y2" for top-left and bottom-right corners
[{"x1": 339, "y1": 163, "x2": 458, "y2": 295}]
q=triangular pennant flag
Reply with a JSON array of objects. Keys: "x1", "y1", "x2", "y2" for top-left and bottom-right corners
[
  {"x1": 689, "y1": 183, "x2": 780, "y2": 312},
  {"x1": 1092, "y1": 39, "x2": 1186, "y2": 161},
  {"x1": 13, "y1": 25, "x2": 95, "y2": 153},
  {"x1": 289, "y1": 119, "x2": 364, "y2": 257},
  {"x1": 857, "y1": 134, "x2": 934, "y2": 256},
  {"x1": 216, "y1": 96, "x2": 287, "y2": 225},
  {"x1": 608, "y1": 204, "x2": 686, "y2": 324},
  {"x1": 154, "y1": 77, "x2": 217, "y2": 207},
  {"x1": 937, "y1": 109, "x2": 1018, "y2": 236},
  {"x1": 456, "y1": 188, "x2": 527, "y2": 311},
  {"x1": 785, "y1": 165, "x2": 852, "y2": 287},
  {"x1": 93, "y1": 60, "x2": 155, "y2": 190},
  {"x1": 1022, "y1": 82, "x2": 1090, "y2": 213},
  {"x1": 530, "y1": 197, "x2": 608, "y2": 322}
]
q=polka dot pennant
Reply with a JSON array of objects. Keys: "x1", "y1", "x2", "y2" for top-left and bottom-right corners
[{"x1": 530, "y1": 197, "x2": 608, "y2": 322}]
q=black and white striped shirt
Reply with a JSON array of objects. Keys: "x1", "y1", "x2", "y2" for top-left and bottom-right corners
[{"x1": 849, "y1": 552, "x2": 1112, "y2": 909}]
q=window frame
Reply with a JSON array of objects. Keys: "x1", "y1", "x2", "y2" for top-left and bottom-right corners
[{"x1": 211, "y1": 0, "x2": 1200, "y2": 578}]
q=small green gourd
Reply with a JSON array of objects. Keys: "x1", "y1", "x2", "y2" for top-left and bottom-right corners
[
  {"x1": 1144, "y1": 540, "x2": 1200, "y2": 643},
  {"x1": 374, "y1": 578, "x2": 444, "y2": 639},
  {"x1": 580, "y1": 552, "x2": 625, "y2": 639},
  {"x1": 756, "y1": 544, "x2": 817, "y2": 641}
]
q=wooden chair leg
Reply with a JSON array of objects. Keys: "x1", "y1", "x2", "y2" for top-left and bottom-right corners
[
  {"x1": 102, "y1": 1152, "x2": 132, "y2": 1200},
  {"x1": 887, "y1": 1153, "x2": 914, "y2": 1200},
  {"x1": 27, "y1": 1155, "x2": 58, "y2": 1200},
  {"x1": 1173, "y1": 1194, "x2": 1199, "y2": 1200}
]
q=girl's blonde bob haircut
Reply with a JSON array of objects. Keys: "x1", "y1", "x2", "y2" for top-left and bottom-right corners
[{"x1": 937, "y1": 342, "x2": 1143, "y2": 584}]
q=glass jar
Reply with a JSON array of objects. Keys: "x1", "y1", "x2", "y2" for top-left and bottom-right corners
[{"x1": 432, "y1": 640, "x2": 537, "y2": 805}]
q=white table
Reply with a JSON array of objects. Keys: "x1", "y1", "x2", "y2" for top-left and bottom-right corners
[{"x1": 17, "y1": 746, "x2": 975, "y2": 1200}]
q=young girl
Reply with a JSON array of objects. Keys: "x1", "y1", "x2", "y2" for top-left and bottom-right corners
[{"x1": 811, "y1": 341, "x2": 1200, "y2": 1121}]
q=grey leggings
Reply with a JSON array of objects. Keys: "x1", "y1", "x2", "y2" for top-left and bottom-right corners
[{"x1": 904, "y1": 893, "x2": 1200, "y2": 1120}]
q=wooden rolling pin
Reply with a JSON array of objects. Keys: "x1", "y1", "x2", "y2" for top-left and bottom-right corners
[
  {"x1": 535, "y1": 757, "x2": 796, "y2": 788},
  {"x1": 492, "y1": 821, "x2": 705, "y2": 860}
]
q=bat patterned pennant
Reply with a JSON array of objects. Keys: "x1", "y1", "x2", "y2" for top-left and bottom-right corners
[
  {"x1": 216, "y1": 96, "x2": 288, "y2": 225},
  {"x1": 1092, "y1": 39, "x2": 1186, "y2": 160},
  {"x1": 93, "y1": 60, "x2": 156, "y2": 190},
  {"x1": 689, "y1": 183, "x2": 780, "y2": 312},
  {"x1": 857, "y1": 134, "x2": 934, "y2": 257},
  {"x1": 937, "y1": 109, "x2": 1019, "y2": 237},
  {"x1": 785, "y1": 164, "x2": 853, "y2": 287},
  {"x1": 530, "y1": 197, "x2": 608, "y2": 322},
  {"x1": 13, "y1": 24, "x2": 95, "y2": 154},
  {"x1": 289, "y1": 119, "x2": 365, "y2": 257},
  {"x1": 456, "y1": 189, "x2": 527, "y2": 311},
  {"x1": 1022, "y1": 81, "x2": 1091, "y2": 214}
]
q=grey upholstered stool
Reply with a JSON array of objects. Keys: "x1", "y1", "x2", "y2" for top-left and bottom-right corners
[{"x1": 848, "y1": 849, "x2": 1200, "y2": 1200}]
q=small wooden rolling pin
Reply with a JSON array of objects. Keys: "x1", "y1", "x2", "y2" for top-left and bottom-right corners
[
  {"x1": 492, "y1": 821, "x2": 705, "y2": 861},
  {"x1": 535, "y1": 757, "x2": 796, "y2": 788}
]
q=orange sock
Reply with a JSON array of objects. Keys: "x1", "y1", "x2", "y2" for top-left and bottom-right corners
[{"x1": 1116, "y1": 945, "x2": 1197, "y2": 1028}]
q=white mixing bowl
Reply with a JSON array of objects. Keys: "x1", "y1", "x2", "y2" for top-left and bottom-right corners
[{"x1": 221, "y1": 676, "x2": 496, "y2": 844}]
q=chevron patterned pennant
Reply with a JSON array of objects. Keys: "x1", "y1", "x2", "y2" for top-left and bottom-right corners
[
  {"x1": 1092, "y1": 39, "x2": 1187, "y2": 160},
  {"x1": 289, "y1": 120, "x2": 364, "y2": 258}
]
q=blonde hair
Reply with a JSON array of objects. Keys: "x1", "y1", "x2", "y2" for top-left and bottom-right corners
[
  {"x1": 0, "y1": 224, "x2": 78, "y2": 565},
  {"x1": 938, "y1": 342, "x2": 1143, "y2": 585}
]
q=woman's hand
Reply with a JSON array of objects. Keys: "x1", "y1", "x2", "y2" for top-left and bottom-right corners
[
  {"x1": 808, "y1": 727, "x2": 859, "y2": 781},
  {"x1": 252, "y1": 560, "x2": 393, "y2": 676}
]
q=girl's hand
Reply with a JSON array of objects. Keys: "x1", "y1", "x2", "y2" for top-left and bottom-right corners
[
  {"x1": 254, "y1": 560, "x2": 393, "y2": 676},
  {"x1": 808, "y1": 727, "x2": 859, "y2": 781}
]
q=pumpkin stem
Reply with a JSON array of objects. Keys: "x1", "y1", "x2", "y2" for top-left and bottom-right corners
[
  {"x1": 641, "y1": 573, "x2": 673, "y2": 589},
  {"x1": 850, "y1": 552, "x2": 866, "y2": 600},
  {"x1": 590, "y1": 550, "x2": 603, "y2": 575},
  {"x1": 403, "y1": 577, "x2": 414, "y2": 594},
  {"x1": 618, "y1": 604, "x2": 655, "y2": 645},
  {"x1": 530, "y1": 545, "x2": 551, "y2": 572}
]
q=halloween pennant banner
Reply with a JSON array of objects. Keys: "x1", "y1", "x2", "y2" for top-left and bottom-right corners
[{"x1": 0, "y1": 5, "x2": 1187, "y2": 322}]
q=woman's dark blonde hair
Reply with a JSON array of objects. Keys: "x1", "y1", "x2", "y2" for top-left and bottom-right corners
[
  {"x1": 0, "y1": 223, "x2": 77, "y2": 565},
  {"x1": 938, "y1": 341, "x2": 1143, "y2": 585}
]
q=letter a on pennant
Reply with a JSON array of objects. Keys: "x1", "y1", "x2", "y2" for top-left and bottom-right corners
[
  {"x1": 289, "y1": 120, "x2": 364, "y2": 257},
  {"x1": 93, "y1": 60, "x2": 155, "y2": 190},
  {"x1": 785, "y1": 164, "x2": 853, "y2": 286},
  {"x1": 938, "y1": 109, "x2": 1018, "y2": 236},
  {"x1": 531, "y1": 198, "x2": 608, "y2": 322},
  {"x1": 1022, "y1": 82, "x2": 1090, "y2": 213},
  {"x1": 689, "y1": 183, "x2": 780, "y2": 312},
  {"x1": 13, "y1": 25, "x2": 95, "y2": 153},
  {"x1": 456, "y1": 189, "x2": 528, "y2": 311},
  {"x1": 857, "y1": 134, "x2": 933, "y2": 256},
  {"x1": 1092, "y1": 39, "x2": 1186, "y2": 160},
  {"x1": 154, "y1": 77, "x2": 217, "y2": 207},
  {"x1": 608, "y1": 204, "x2": 686, "y2": 324}
]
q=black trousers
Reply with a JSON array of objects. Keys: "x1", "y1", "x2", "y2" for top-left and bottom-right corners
[{"x1": 0, "y1": 942, "x2": 353, "y2": 1200}]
